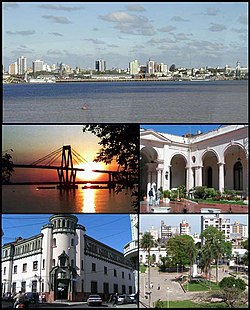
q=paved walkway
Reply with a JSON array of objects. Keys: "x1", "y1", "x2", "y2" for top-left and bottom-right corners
[
  {"x1": 140, "y1": 199, "x2": 248, "y2": 213},
  {"x1": 139, "y1": 266, "x2": 248, "y2": 307}
]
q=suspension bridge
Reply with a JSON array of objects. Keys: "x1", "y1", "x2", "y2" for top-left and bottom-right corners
[{"x1": 13, "y1": 145, "x2": 134, "y2": 189}]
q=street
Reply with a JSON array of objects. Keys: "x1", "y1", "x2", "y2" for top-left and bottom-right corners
[{"x1": 2, "y1": 300, "x2": 137, "y2": 308}]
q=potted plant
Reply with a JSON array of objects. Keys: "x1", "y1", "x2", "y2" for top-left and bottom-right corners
[{"x1": 163, "y1": 190, "x2": 171, "y2": 204}]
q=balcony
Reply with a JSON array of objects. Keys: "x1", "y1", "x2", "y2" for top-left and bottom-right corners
[{"x1": 124, "y1": 240, "x2": 138, "y2": 260}]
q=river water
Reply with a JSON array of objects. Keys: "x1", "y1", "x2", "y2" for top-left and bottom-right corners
[
  {"x1": 3, "y1": 80, "x2": 248, "y2": 123},
  {"x1": 2, "y1": 185, "x2": 136, "y2": 213}
]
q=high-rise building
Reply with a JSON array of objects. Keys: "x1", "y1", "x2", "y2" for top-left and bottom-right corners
[
  {"x1": 231, "y1": 221, "x2": 248, "y2": 239},
  {"x1": 180, "y1": 219, "x2": 191, "y2": 235},
  {"x1": 129, "y1": 60, "x2": 139, "y2": 76},
  {"x1": 160, "y1": 220, "x2": 178, "y2": 242},
  {"x1": 201, "y1": 215, "x2": 231, "y2": 243},
  {"x1": 8, "y1": 62, "x2": 18, "y2": 75},
  {"x1": 147, "y1": 59, "x2": 155, "y2": 75},
  {"x1": 95, "y1": 59, "x2": 106, "y2": 72},
  {"x1": 17, "y1": 56, "x2": 27, "y2": 75},
  {"x1": 32, "y1": 60, "x2": 44, "y2": 73}
]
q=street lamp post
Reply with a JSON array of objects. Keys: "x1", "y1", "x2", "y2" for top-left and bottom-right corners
[
  {"x1": 166, "y1": 287, "x2": 170, "y2": 308},
  {"x1": 177, "y1": 264, "x2": 179, "y2": 277}
]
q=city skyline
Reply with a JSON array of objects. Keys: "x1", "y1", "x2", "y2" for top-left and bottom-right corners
[
  {"x1": 139, "y1": 214, "x2": 249, "y2": 235},
  {"x1": 3, "y1": 2, "x2": 248, "y2": 69},
  {"x1": 1, "y1": 214, "x2": 133, "y2": 253}
]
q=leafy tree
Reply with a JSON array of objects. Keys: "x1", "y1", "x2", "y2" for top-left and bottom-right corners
[
  {"x1": 218, "y1": 277, "x2": 246, "y2": 308},
  {"x1": 241, "y1": 239, "x2": 248, "y2": 250},
  {"x1": 2, "y1": 152, "x2": 14, "y2": 184},
  {"x1": 201, "y1": 226, "x2": 232, "y2": 284},
  {"x1": 82, "y1": 125, "x2": 139, "y2": 210},
  {"x1": 158, "y1": 256, "x2": 172, "y2": 272},
  {"x1": 166, "y1": 235, "x2": 197, "y2": 270}
]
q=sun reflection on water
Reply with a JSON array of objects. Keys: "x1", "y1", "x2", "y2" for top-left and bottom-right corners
[{"x1": 82, "y1": 188, "x2": 96, "y2": 212}]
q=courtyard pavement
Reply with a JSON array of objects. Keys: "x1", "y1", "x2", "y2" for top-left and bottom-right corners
[{"x1": 140, "y1": 199, "x2": 248, "y2": 213}]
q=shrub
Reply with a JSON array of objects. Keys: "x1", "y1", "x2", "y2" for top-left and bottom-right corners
[
  {"x1": 219, "y1": 277, "x2": 246, "y2": 291},
  {"x1": 178, "y1": 185, "x2": 187, "y2": 198},
  {"x1": 193, "y1": 186, "x2": 207, "y2": 199},
  {"x1": 205, "y1": 188, "x2": 217, "y2": 198},
  {"x1": 163, "y1": 190, "x2": 171, "y2": 198}
]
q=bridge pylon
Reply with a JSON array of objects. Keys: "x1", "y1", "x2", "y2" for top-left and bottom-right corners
[{"x1": 57, "y1": 145, "x2": 78, "y2": 189}]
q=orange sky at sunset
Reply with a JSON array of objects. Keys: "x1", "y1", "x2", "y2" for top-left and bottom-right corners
[{"x1": 2, "y1": 125, "x2": 118, "y2": 183}]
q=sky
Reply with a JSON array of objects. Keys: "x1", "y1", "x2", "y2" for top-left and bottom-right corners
[
  {"x1": 1, "y1": 214, "x2": 133, "y2": 253},
  {"x1": 3, "y1": 2, "x2": 248, "y2": 70},
  {"x1": 139, "y1": 214, "x2": 249, "y2": 235},
  {"x1": 140, "y1": 124, "x2": 223, "y2": 136},
  {"x1": 2, "y1": 124, "x2": 117, "y2": 182}
]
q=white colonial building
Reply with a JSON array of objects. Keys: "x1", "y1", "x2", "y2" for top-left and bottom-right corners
[
  {"x1": 1, "y1": 214, "x2": 136, "y2": 302},
  {"x1": 140, "y1": 125, "x2": 248, "y2": 199}
]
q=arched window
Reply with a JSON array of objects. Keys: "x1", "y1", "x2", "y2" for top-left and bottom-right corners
[
  {"x1": 62, "y1": 219, "x2": 65, "y2": 227},
  {"x1": 53, "y1": 238, "x2": 56, "y2": 247},
  {"x1": 234, "y1": 161, "x2": 243, "y2": 190}
]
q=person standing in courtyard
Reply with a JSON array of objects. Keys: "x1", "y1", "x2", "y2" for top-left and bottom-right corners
[{"x1": 148, "y1": 188, "x2": 154, "y2": 206}]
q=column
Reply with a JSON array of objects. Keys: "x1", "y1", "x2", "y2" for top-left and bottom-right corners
[
  {"x1": 186, "y1": 166, "x2": 194, "y2": 192},
  {"x1": 156, "y1": 168, "x2": 163, "y2": 190},
  {"x1": 218, "y1": 162, "x2": 225, "y2": 193},
  {"x1": 195, "y1": 166, "x2": 203, "y2": 186}
]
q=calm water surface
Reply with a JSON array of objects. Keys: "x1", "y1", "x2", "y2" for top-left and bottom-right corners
[
  {"x1": 3, "y1": 80, "x2": 248, "y2": 123},
  {"x1": 2, "y1": 185, "x2": 136, "y2": 213}
]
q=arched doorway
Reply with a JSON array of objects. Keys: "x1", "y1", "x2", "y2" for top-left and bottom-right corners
[
  {"x1": 234, "y1": 161, "x2": 243, "y2": 190},
  {"x1": 170, "y1": 154, "x2": 187, "y2": 189},
  {"x1": 224, "y1": 145, "x2": 247, "y2": 193},
  {"x1": 202, "y1": 151, "x2": 219, "y2": 189}
]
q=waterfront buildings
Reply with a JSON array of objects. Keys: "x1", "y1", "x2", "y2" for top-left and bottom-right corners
[
  {"x1": 1, "y1": 214, "x2": 136, "y2": 302},
  {"x1": 140, "y1": 125, "x2": 248, "y2": 200}
]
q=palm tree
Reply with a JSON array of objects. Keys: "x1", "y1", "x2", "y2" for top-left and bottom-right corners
[
  {"x1": 187, "y1": 239, "x2": 198, "y2": 276},
  {"x1": 201, "y1": 226, "x2": 230, "y2": 284},
  {"x1": 140, "y1": 232, "x2": 155, "y2": 307}
]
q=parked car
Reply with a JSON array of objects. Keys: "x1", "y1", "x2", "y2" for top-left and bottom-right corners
[
  {"x1": 117, "y1": 294, "x2": 132, "y2": 305},
  {"x1": 87, "y1": 294, "x2": 102, "y2": 306},
  {"x1": 23, "y1": 292, "x2": 39, "y2": 304},
  {"x1": 127, "y1": 294, "x2": 137, "y2": 303}
]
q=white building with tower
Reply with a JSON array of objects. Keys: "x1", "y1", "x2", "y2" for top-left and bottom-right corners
[
  {"x1": 140, "y1": 125, "x2": 248, "y2": 201},
  {"x1": 2, "y1": 214, "x2": 136, "y2": 302}
]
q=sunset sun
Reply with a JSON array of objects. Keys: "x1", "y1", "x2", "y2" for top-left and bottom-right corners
[{"x1": 76, "y1": 162, "x2": 105, "y2": 181}]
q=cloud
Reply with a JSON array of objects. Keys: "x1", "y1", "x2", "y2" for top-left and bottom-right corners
[
  {"x1": 209, "y1": 23, "x2": 226, "y2": 32},
  {"x1": 38, "y1": 4, "x2": 84, "y2": 11},
  {"x1": 84, "y1": 39, "x2": 105, "y2": 44},
  {"x1": 3, "y1": 2, "x2": 19, "y2": 9},
  {"x1": 171, "y1": 16, "x2": 190, "y2": 22},
  {"x1": 93, "y1": 28, "x2": 99, "y2": 31},
  {"x1": 47, "y1": 49, "x2": 63, "y2": 55},
  {"x1": 158, "y1": 25, "x2": 176, "y2": 33},
  {"x1": 147, "y1": 38, "x2": 170, "y2": 45},
  {"x1": 125, "y1": 4, "x2": 146, "y2": 12},
  {"x1": 6, "y1": 30, "x2": 35, "y2": 35},
  {"x1": 107, "y1": 44, "x2": 119, "y2": 48},
  {"x1": 174, "y1": 33, "x2": 192, "y2": 41},
  {"x1": 203, "y1": 7, "x2": 219, "y2": 16},
  {"x1": 42, "y1": 15, "x2": 72, "y2": 24},
  {"x1": 237, "y1": 13, "x2": 248, "y2": 25},
  {"x1": 100, "y1": 11, "x2": 155, "y2": 36},
  {"x1": 231, "y1": 27, "x2": 247, "y2": 34},
  {"x1": 49, "y1": 32, "x2": 64, "y2": 37}
]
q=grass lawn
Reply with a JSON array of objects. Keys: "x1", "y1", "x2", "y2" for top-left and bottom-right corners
[
  {"x1": 154, "y1": 300, "x2": 228, "y2": 308},
  {"x1": 183, "y1": 281, "x2": 220, "y2": 291},
  {"x1": 140, "y1": 265, "x2": 147, "y2": 273}
]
